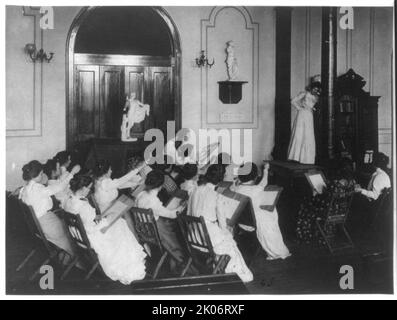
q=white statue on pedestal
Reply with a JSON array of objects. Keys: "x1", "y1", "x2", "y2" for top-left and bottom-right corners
[
  {"x1": 121, "y1": 92, "x2": 150, "y2": 142},
  {"x1": 225, "y1": 41, "x2": 238, "y2": 80}
]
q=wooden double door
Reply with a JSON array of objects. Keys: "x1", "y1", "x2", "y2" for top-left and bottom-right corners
[{"x1": 71, "y1": 54, "x2": 174, "y2": 146}]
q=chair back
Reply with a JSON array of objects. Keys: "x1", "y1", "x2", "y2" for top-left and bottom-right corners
[
  {"x1": 17, "y1": 199, "x2": 54, "y2": 254},
  {"x1": 177, "y1": 214, "x2": 215, "y2": 258},
  {"x1": 323, "y1": 188, "x2": 354, "y2": 223},
  {"x1": 129, "y1": 207, "x2": 164, "y2": 252},
  {"x1": 61, "y1": 210, "x2": 98, "y2": 261}
]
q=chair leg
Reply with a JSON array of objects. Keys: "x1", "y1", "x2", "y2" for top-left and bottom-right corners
[
  {"x1": 84, "y1": 261, "x2": 100, "y2": 280},
  {"x1": 29, "y1": 257, "x2": 51, "y2": 281},
  {"x1": 16, "y1": 248, "x2": 37, "y2": 272},
  {"x1": 316, "y1": 220, "x2": 334, "y2": 254},
  {"x1": 342, "y1": 225, "x2": 354, "y2": 248},
  {"x1": 180, "y1": 257, "x2": 193, "y2": 277},
  {"x1": 153, "y1": 252, "x2": 168, "y2": 279},
  {"x1": 60, "y1": 256, "x2": 79, "y2": 280},
  {"x1": 213, "y1": 255, "x2": 229, "y2": 274},
  {"x1": 249, "y1": 245, "x2": 262, "y2": 268}
]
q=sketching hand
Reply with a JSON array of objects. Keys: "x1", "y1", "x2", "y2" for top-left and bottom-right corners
[{"x1": 70, "y1": 165, "x2": 81, "y2": 176}]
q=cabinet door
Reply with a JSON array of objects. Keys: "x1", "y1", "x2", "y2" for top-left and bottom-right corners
[
  {"x1": 124, "y1": 66, "x2": 150, "y2": 136},
  {"x1": 149, "y1": 66, "x2": 173, "y2": 135},
  {"x1": 74, "y1": 65, "x2": 100, "y2": 142},
  {"x1": 99, "y1": 66, "x2": 125, "y2": 138}
]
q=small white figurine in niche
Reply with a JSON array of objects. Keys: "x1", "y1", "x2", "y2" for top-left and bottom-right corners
[
  {"x1": 225, "y1": 40, "x2": 238, "y2": 80},
  {"x1": 121, "y1": 92, "x2": 150, "y2": 142}
]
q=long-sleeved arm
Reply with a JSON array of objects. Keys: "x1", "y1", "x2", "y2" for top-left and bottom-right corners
[
  {"x1": 291, "y1": 91, "x2": 306, "y2": 110},
  {"x1": 154, "y1": 204, "x2": 178, "y2": 219},
  {"x1": 258, "y1": 167, "x2": 269, "y2": 188},
  {"x1": 360, "y1": 175, "x2": 388, "y2": 200},
  {"x1": 111, "y1": 168, "x2": 141, "y2": 189},
  {"x1": 45, "y1": 173, "x2": 73, "y2": 196}
]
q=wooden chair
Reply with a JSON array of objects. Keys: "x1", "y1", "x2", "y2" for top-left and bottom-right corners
[
  {"x1": 15, "y1": 199, "x2": 69, "y2": 281},
  {"x1": 316, "y1": 189, "x2": 355, "y2": 253},
  {"x1": 60, "y1": 210, "x2": 104, "y2": 280},
  {"x1": 177, "y1": 214, "x2": 230, "y2": 275},
  {"x1": 129, "y1": 207, "x2": 190, "y2": 279}
]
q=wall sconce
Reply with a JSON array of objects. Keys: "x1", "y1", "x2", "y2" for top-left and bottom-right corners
[
  {"x1": 24, "y1": 43, "x2": 54, "y2": 63},
  {"x1": 195, "y1": 50, "x2": 214, "y2": 68}
]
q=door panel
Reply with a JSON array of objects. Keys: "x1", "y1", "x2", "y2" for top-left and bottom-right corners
[
  {"x1": 71, "y1": 56, "x2": 175, "y2": 146},
  {"x1": 124, "y1": 66, "x2": 149, "y2": 136},
  {"x1": 99, "y1": 66, "x2": 124, "y2": 138},
  {"x1": 74, "y1": 65, "x2": 100, "y2": 142},
  {"x1": 150, "y1": 67, "x2": 172, "y2": 135}
]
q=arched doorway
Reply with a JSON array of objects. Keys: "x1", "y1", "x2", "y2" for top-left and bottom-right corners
[{"x1": 66, "y1": 6, "x2": 181, "y2": 150}]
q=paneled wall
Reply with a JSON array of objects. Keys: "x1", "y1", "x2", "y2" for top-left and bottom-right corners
[
  {"x1": 6, "y1": 6, "x2": 277, "y2": 190},
  {"x1": 291, "y1": 7, "x2": 393, "y2": 161}
]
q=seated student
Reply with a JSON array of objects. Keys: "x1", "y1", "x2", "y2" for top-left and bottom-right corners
[
  {"x1": 216, "y1": 152, "x2": 237, "y2": 182},
  {"x1": 135, "y1": 170, "x2": 187, "y2": 268},
  {"x1": 53, "y1": 151, "x2": 72, "y2": 180},
  {"x1": 179, "y1": 163, "x2": 198, "y2": 196},
  {"x1": 232, "y1": 162, "x2": 291, "y2": 260},
  {"x1": 43, "y1": 159, "x2": 72, "y2": 208},
  {"x1": 19, "y1": 160, "x2": 80, "y2": 259},
  {"x1": 355, "y1": 152, "x2": 391, "y2": 201},
  {"x1": 151, "y1": 155, "x2": 179, "y2": 203},
  {"x1": 93, "y1": 160, "x2": 142, "y2": 213},
  {"x1": 64, "y1": 175, "x2": 146, "y2": 285},
  {"x1": 187, "y1": 164, "x2": 253, "y2": 283},
  {"x1": 296, "y1": 158, "x2": 356, "y2": 244}
]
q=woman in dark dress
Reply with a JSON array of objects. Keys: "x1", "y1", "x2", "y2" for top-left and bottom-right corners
[{"x1": 296, "y1": 158, "x2": 356, "y2": 244}]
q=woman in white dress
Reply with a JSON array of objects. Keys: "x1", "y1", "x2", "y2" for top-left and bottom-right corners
[
  {"x1": 232, "y1": 162, "x2": 291, "y2": 260},
  {"x1": 64, "y1": 175, "x2": 147, "y2": 284},
  {"x1": 135, "y1": 170, "x2": 187, "y2": 268},
  {"x1": 187, "y1": 164, "x2": 253, "y2": 283},
  {"x1": 93, "y1": 160, "x2": 142, "y2": 213},
  {"x1": 287, "y1": 81, "x2": 321, "y2": 164},
  {"x1": 19, "y1": 160, "x2": 80, "y2": 257},
  {"x1": 43, "y1": 158, "x2": 71, "y2": 208}
]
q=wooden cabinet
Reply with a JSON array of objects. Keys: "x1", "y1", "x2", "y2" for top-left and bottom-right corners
[
  {"x1": 70, "y1": 54, "x2": 174, "y2": 147},
  {"x1": 334, "y1": 69, "x2": 379, "y2": 166}
]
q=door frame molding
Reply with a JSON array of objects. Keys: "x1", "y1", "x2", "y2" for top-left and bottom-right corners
[{"x1": 66, "y1": 6, "x2": 182, "y2": 149}]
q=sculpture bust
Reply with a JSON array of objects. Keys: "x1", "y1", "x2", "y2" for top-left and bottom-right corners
[
  {"x1": 121, "y1": 92, "x2": 150, "y2": 142},
  {"x1": 225, "y1": 41, "x2": 238, "y2": 80}
]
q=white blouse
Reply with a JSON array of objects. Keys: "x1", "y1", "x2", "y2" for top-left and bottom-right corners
[
  {"x1": 64, "y1": 194, "x2": 104, "y2": 233},
  {"x1": 292, "y1": 91, "x2": 318, "y2": 111},
  {"x1": 187, "y1": 183, "x2": 227, "y2": 229},
  {"x1": 135, "y1": 190, "x2": 177, "y2": 220},
  {"x1": 361, "y1": 168, "x2": 391, "y2": 200},
  {"x1": 94, "y1": 169, "x2": 142, "y2": 212},
  {"x1": 180, "y1": 179, "x2": 198, "y2": 196},
  {"x1": 19, "y1": 175, "x2": 73, "y2": 219}
]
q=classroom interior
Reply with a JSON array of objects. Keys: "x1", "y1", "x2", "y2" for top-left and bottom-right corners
[{"x1": 5, "y1": 6, "x2": 394, "y2": 294}]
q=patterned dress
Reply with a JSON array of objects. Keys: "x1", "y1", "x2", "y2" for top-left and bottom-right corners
[{"x1": 296, "y1": 179, "x2": 355, "y2": 244}]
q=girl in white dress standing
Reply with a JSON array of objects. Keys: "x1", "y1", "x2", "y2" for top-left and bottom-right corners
[
  {"x1": 64, "y1": 175, "x2": 147, "y2": 284},
  {"x1": 19, "y1": 160, "x2": 81, "y2": 257},
  {"x1": 187, "y1": 164, "x2": 253, "y2": 283},
  {"x1": 232, "y1": 162, "x2": 291, "y2": 260},
  {"x1": 93, "y1": 160, "x2": 142, "y2": 213},
  {"x1": 287, "y1": 79, "x2": 321, "y2": 164}
]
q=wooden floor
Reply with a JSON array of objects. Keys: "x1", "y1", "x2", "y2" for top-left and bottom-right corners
[{"x1": 6, "y1": 199, "x2": 393, "y2": 295}]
